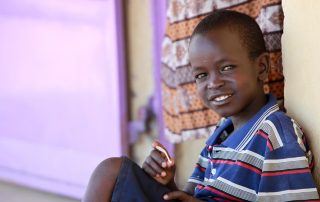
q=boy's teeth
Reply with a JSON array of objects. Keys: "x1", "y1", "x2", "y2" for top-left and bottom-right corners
[{"x1": 214, "y1": 95, "x2": 231, "y2": 101}]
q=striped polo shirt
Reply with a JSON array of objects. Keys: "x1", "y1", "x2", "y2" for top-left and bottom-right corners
[{"x1": 189, "y1": 94, "x2": 319, "y2": 201}]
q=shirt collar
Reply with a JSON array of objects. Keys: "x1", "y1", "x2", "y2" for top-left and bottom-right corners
[{"x1": 206, "y1": 94, "x2": 280, "y2": 150}]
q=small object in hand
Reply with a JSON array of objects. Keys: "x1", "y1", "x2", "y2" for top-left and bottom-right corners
[{"x1": 155, "y1": 145, "x2": 173, "y2": 164}]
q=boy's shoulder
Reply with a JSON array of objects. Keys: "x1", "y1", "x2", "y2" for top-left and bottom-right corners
[
  {"x1": 259, "y1": 110, "x2": 305, "y2": 148},
  {"x1": 265, "y1": 110, "x2": 291, "y2": 126}
]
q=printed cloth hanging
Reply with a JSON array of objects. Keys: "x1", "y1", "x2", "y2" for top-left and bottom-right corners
[{"x1": 161, "y1": 0, "x2": 284, "y2": 143}]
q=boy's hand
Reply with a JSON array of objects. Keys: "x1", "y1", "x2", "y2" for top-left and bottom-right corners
[
  {"x1": 163, "y1": 191, "x2": 204, "y2": 202},
  {"x1": 142, "y1": 141, "x2": 176, "y2": 185}
]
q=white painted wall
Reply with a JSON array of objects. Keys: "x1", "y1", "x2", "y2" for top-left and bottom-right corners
[{"x1": 282, "y1": 0, "x2": 320, "y2": 189}]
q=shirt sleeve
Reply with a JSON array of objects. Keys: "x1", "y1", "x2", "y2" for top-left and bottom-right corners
[{"x1": 257, "y1": 114, "x2": 319, "y2": 201}]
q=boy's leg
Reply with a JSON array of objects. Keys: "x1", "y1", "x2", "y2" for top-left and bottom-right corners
[
  {"x1": 82, "y1": 157, "x2": 122, "y2": 202},
  {"x1": 83, "y1": 157, "x2": 179, "y2": 202},
  {"x1": 111, "y1": 157, "x2": 179, "y2": 202}
]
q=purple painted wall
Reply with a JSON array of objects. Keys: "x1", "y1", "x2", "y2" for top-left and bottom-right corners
[
  {"x1": 0, "y1": 0, "x2": 126, "y2": 198},
  {"x1": 150, "y1": 0, "x2": 174, "y2": 154}
]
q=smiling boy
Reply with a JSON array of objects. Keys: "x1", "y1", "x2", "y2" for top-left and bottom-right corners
[
  {"x1": 174, "y1": 10, "x2": 319, "y2": 201},
  {"x1": 83, "y1": 10, "x2": 319, "y2": 202}
]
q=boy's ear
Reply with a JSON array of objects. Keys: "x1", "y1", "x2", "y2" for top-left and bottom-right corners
[{"x1": 256, "y1": 53, "x2": 270, "y2": 81}]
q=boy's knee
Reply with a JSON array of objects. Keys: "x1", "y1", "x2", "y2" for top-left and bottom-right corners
[
  {"x1": 88, "y1": 157, "x2": 123, "y2": 182},
  {"x1": 103, "y1": 157, "x2": 122, "y2": 169},
  {"x1": 97, "y1": 157, "x2": 123, "y2": 176},
  {"x1": 83, "y1": 157, "x2": 123, "y2": 202}
]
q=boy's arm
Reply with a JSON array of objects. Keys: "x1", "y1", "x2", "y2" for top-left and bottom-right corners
[
  {"x1": 258, "y1": 117, "x2": 319, "y2": 201},
  {"x1": 163, "y1": 182, "x2": 204, "y2": 201},
  {"x1": 258, "y1": 142, "x2": 319, "y2": 200},
  {"x1": 257, "y1": 117, "x2": 319, "y2": 200}
]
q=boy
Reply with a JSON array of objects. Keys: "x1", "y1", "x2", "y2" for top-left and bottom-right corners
[{"x1": 83, "y1": 10, "x2": 319, "y2": 202}]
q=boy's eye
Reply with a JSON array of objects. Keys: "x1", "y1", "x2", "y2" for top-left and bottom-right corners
[
  {"x1": 195, "y1": 73, "x2": 207, "y2": 80},
  {"x1": 221, "y1": 65, "x2": 235, "y2": 72}
]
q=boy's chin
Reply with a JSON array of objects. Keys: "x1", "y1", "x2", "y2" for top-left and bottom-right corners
[
  {"x1": 204, "y1": 104, "x2": 232, "y2": 117},
  {"x1": 210, "y1": 108, "x2": 234, "y2": 118}
]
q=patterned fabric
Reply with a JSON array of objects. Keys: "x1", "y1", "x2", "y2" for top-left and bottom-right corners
[
  {"x1": 161, "y1": 0, "x2": 284, "y2": 143},
  {"x1": 188, "y1": 94, "x2": 319, "y2": 201}
]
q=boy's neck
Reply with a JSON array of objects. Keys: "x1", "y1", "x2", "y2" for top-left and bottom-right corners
[{"x1": 230, "y1": 93, "x2": 267, "y2": 130}]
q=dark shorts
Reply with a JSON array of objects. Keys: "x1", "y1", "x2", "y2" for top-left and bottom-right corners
[{"x1": 111, "y1": 156, "x2": 179, "y2": 202}]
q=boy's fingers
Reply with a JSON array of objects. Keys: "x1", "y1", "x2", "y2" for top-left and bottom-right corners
[
  {"x1": 142, "y1": 161, "x2": 157, "y2": 177},
  {"x1": 151, "y1": 140, "x2": 162, "y2": 148},
  {"x1": 150, "y1": 150, "x2": 167, "y2": 167},
  {"x1": 166, "y1": 158, "x2": 175, "y2": 168},
  {"x1": 163, "y1": 191, "x2": 191, "y2": 201},
  {"x1": 161, "y1": 159, "x2": 175, "y2": 169},
  {"x1": 152, "y1": 141, "x2": 173, "y2": 165},
  {"x1": 146, "y1": 155, "x2": 165, "y2": 174},
  {"x1": 142, "y1": 160, "x2": 167, "y2": 178}
]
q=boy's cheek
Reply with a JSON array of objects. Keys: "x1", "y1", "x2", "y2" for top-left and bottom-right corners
[
  {"x1": 196, "y1": 84, "x2": 206, "y2": 94},
  {"x1": 200, "y1": 96, "x2": 211, "y2": 109},
  {"x1": 196, "y1": 90, "x2": 206, "y2": 103}
]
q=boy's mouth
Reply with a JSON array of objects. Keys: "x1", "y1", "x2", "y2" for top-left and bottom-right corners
[{"x1": 208, "y1": 94, "x2": 233, "y2": 104}]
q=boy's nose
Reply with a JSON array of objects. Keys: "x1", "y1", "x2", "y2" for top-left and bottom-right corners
[{"x1": 207, "y1": 76, "x2": 224, "y2": 89}]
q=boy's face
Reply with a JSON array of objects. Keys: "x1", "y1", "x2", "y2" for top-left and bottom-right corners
[{"x1": 189, "y1": 28, "x2": 265, "y2": 118}]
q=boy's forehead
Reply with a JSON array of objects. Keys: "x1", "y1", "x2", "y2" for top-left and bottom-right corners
[
  {"x1": 189, "y1": 34, "x2": 216, "y2": 54},
  {"x1": 188, "y1": 28, "x2": 254, "y2": 69},
  {"x1": 189, "y1": 29, "x2": 244, "y2": 56},
  {"x1": 191, "y1": 27, "x2": 241, "y2": 45}
]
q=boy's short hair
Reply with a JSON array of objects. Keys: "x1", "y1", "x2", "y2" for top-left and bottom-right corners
[{"x1": 191, "y1": 10, "x2": 266, "y2": 59}]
